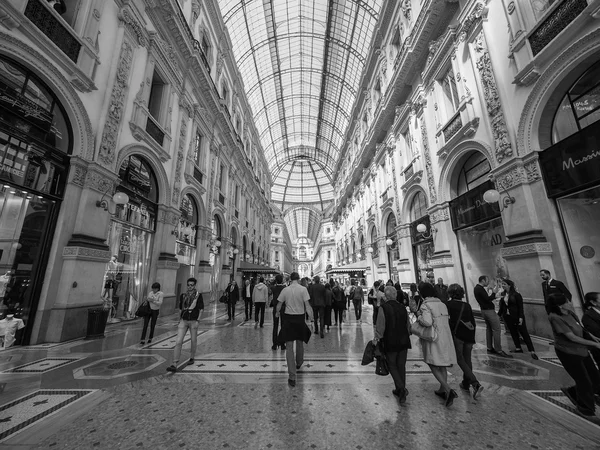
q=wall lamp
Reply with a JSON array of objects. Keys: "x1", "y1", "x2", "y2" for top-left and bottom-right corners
[
  {"x1": 416, "y1": 223, "x2": 436, "y2": 239},
  {"x1": 367, "y1": 246, "x2": 374, "y2": 253},
  {"x1": 96, "y1": 190, "x2": 129, "y2": 216},
  {"x1": 385, "y1": 238, "x2": 394, "y2": 246},
  {"x1": 483, "y1": 186, "x2": 515, "y2": 212}
]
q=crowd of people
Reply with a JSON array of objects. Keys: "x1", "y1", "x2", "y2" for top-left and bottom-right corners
[{"x1": 136, "y1": 269, "x2": 600, "y2": 416}]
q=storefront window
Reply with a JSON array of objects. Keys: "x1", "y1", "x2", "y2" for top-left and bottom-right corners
[
  {"x1": 556, "y1": 185, "x2": 600, "y2": 295},
  {"x1": 0, "y1": 188, "x2": 56, "y2": 342},
  {"x1": 175, "y1": 194, "x2": 197, "y2": 265},
  {"x1": 0, "y1": 56, "x2": 72, "y2": 344},
  {"x1": 104, "y1": 155, "x2": 158, "y2": 321},
  {"x1": 410, "y1": 191, "x2": 432, "y2": 282},
  {"x1": 552, "y1": 59, "x2": 600, "y2": 144}
]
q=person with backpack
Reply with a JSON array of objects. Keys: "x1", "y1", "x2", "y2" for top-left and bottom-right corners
[{"x1": 352, "y1": 280, "x2": 364, "y2": 323}]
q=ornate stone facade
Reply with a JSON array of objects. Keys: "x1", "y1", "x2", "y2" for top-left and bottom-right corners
[
  {"x1": 474, "y1": 31, "x2": 513, "y2": 164},
  {"x1": 420, "y1": 120, "x2": 437, "y2": 204},
  {"x1": 98, "y1": 40, "x2": 133, "y2": 166}
]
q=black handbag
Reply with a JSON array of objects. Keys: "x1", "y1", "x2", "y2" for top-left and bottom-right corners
[
  {"x1": 219, "y1": 293, "x2": 228, "y2": 304},
  {"x1": 374, "y1": 341, "x2": 389, "y2": 376},
  {"x1": 361, "y1": 341, "x2": 376, "y2": 366},
  {"x1": 135, "y1": 301, "x2": 151, "y2": 317}
]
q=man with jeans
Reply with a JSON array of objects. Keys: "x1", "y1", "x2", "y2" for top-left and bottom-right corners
[
  {"x1": 373, "y1": 286, "x2": 411, "y2": 403},
  {"x1": 473, "y1": 275, "x2": 512, "y2": 358},
  {"x1": 308, "y1": 276, "x2": 327, "y2": 338},
  {"x1": 167, "y1": 277, "x2": 204, "y2": 372},
  {"x1": 276, "y1": 272, "x2": 314, "y2": 387}
]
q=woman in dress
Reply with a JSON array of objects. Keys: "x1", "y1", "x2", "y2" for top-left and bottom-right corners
[
  {"x1": 547, "y1": 293, "x2": 600, "y2": 416},
  {"x1": 446, "y1": 283, "x2": 483, "y2": 399},
  {"x1": 140, "y1": 282, "x2": 163, "y2": 345},
  {"x1": 415, "y1": 282, "x2": 458, "y2": 406},
  {"x1": 498, "y1": 278, "x2": 538, "y2": 360}
]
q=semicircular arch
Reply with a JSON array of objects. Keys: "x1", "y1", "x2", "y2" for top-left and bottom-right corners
[
  {"x1": 116, "y1": 145, "x2": 171, "y2": 206},
  {"x1": 437, "y1": 140, "x2": 495, "y2": 202},
  {"x1": 517, "y1": 29, "x2": 600, "y2": 156},
  {"x1": 0, "y1": 32, "x2": 94, "y2": 160},
  {"x1": 180, "y1": 186, "x2": 207, "y2": 225},
  {"x1": 401, "y1": 186, "x2": 429, "y2": 221}
]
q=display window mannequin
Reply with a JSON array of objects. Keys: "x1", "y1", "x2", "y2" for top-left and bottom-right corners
[
  {"x1": 102, "y1": 255, "x2": 121, "y2": 301},
  {"x1": 0, "y1": 311, "x2": 25, "y2": 349}
]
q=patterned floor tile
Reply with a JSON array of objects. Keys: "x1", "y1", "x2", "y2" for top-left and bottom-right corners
[
  {"x1": 73, "y1": 355, "x2": 166, "y2": 380},
  {"x1": 473, "y1": 355, "x2": 549, "y2": 380},
  {"x1": 2, "y1": 357, "x2": 83, "y2": 374},
  {"x1": 141, "y1": 330, "x2": 208, "y2": 349},
  {"x1": 181, "y1": 357, "x2": 430, "y2": 374},
  {"x1": 0, "y1": 389, "x2": 95, "y2": 443},
  {"x1": 529, "y1": 390, "x2": 600, "y2": 426}
]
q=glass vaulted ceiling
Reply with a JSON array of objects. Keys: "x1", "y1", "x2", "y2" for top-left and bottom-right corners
[{"x1": 219, "y1": 0, "x2": 383, "y2": 212}]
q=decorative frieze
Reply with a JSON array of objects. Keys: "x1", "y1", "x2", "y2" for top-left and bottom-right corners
[
  {"x1": 501, "y1": 242, "x2": 553, "y2": 259},
  {"x1": 62, "y1": 246, "x2": 111, "y2": 262},
  {"x1": 98, "y1": 40, "x2": 133, "y2": 167},
  {"x1": 420, "y1": 121, "x2": 437, "y2": 204},
  {"x1": 118, "y1": 6, "x2": 147, "y2": 47},
  {"x1": 172, "y1": 103, "x2": 190, "y2": 206},
  {"x1": 474, "y1": 31, "x2": 513, "y2": 163},
  {"x1": 429, "y1": 207, "x2": 450, "y2": 225},
  {"x1": 495, "y1": 156, "x2": 542, "y2": 191}
]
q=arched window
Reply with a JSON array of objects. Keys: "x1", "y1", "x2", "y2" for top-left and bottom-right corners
[
  {"x1": 456, "y1": 152, "x2": 491, "y2": 196},
  {"x1": 175, "y1": 194, "x2": 198, "y2": 265},
  {"x1": 409, "y1": 191, "x2": 427, "y2": 222},
  {"x1": 117, "y1": 155, "x2": 159, "y2": 230},
  {"x1": 552, "y1": 59, "x2": 600, "y2": 144},
  {"x1": 299, "y1": 246, "x2": 307, "y2": 259}
]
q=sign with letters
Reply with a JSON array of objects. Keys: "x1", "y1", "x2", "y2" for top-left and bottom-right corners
[
  {"x1": 449, "y1": 180, "x2": 500, "y2": 230},
  {"x1": 538, "y1": 120, "x2": 600, "y2": 198}
]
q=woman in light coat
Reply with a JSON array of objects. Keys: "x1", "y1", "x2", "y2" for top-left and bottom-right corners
[{"x1": 415, "y1": 281, "x2": 457, "y2": 407}]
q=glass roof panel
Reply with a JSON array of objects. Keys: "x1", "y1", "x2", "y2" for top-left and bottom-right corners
[{"x1": 218, "y1": 0, "x2": 382, "y2": 238}]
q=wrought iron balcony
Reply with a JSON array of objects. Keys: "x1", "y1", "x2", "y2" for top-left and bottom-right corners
[
  {"x1": 145, "y1": 116, "x2": 165, "y2": 146},
  {"x1": 529, "y1": 0, "x2": 587, "y2": 56}
]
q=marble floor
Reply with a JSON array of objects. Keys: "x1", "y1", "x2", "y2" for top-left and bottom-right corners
[{"x1": 0, "y1": 301, "x2": 599, "y2": 449}]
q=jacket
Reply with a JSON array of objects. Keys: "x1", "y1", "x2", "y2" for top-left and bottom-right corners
[
  {"x1": 227, "y1": 284, "x2": 240, "y2": 304},
  {"x1": 252, "y1": 283, "x2": 268, "y2": 303},
  {"x1": 270, "y1": 284, "x2": 285, "y2": 308},
  {"x1": 243, "y1": 283, "x2": 254, "y2": 301},
  {"x1": 582, "y1": 307, "x2": 600, "y2": 339},
  {"x1": 473, "y1": 284, "x2": 496, "y2": 310},
  {"x1": 179, "y1": 290, "x2": 204, "y2": 321},
  {"x1": 380, "y1": 300, "x2": 411, "y2": 352},
  {"x1": 308, "y1": 283, "x2": 327, "y2": 307},
  {"x1": 542, "y1": 279, "x2": 572, "y2": 313},
  {"x1": 498, "y1": 291, "x2": 524, "y2": 319}
]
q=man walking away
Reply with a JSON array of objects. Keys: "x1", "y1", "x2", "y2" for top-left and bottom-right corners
[
  {"x1": 308, "y1": 275, "x2": 327, "y2": 338},
  {"x1": 271, "y1": 274, "x2": 286, "y2": 350},
  {"x1": 352, "y1": 281, "x2": 364, "y2": 323},
  {"x1": 473, "y1": 275, "x2": 512, "y2": 358},
  {"x1": 373, "y1": 286, "x2": 411, "y2": 403},
  {"x1": 276, "y1": 272, "x2": 314, "y2": 387},
  {"x1": 252, "y1": 277, "x2": 268, "y2": 328},
  {"x1": 540, "y1": 269, "x2": 572, "y2": 314},
  {"x1": 167, "y1": 277, "x2": 203, "y2": 372}
]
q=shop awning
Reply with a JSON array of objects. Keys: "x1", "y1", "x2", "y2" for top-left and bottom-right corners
[
  {"x1": 325, "y1": 261, "x2": 369, "y2": 274},
  {"x1": 238, "y1": 261, "x2": 280, "y2": 274}
]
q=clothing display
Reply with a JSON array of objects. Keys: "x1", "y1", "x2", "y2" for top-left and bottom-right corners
[{"x1": 0, "y1": 316, "x2": 25, "y2": 349}]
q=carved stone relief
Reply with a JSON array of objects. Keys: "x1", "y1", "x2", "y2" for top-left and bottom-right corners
[
  {"x1": 420, "y1": 121, "x2": 437, "y2": 204},
  {"x1": 98, "y1": 40, "x2": 133, "y2": 167},
  {"x1": 474, "y1": 31, "x2": 513, "y2": 163},
  {"x1": 172, "y1": 104, "x2": 190, "y2": 206}
]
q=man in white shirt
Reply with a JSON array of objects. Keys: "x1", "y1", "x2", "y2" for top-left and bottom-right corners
[{"x1": 276, "y1": 272, "x2": 314, "y2": 387}]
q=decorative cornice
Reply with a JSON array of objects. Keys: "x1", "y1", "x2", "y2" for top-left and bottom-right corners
[
  {"x1": 492, "y1": 153, "x2": 542, "y2": 191},
  {"x1": 118, "y1": 5, "x2": 148, "y2": 47},
  {"x1": 62, "y1": 246, "x2": 111, "y2": 262}
]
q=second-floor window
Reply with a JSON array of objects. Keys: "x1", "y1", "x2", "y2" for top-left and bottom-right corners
[
  {"x1": 327, "y1": 250, "x2": 331, "y2": 260},
  {"x1": 235, "y1": 185, "x2": 240, "y2": 208},
  {"x1": 222, "y1": 82, "x2": 229, "y2": 104},
  {"x1": 218, "y1": 164, "x2": 225, "y2": 191},
  {"x1": 441, "y1": 67, "x2": 460, "y2": 119},
  {"x1": 275, "y1": 251, "x2": 280, "y2": 262},
  {"x1": 148, "y1": 70, "x2": 166, "y2": 122},
  {"x1": 193, "y1": 132, "x2": 203, "y2": 167}
]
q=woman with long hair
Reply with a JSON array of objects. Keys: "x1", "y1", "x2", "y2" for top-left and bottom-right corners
[
  {"x1": 498, "y1": 278, "x2": 538, "y2": 360},
  {"x1": 547, "y1": 293, "x2": 600, "y2": 416},
  {"x1": 415, "y1": 282, "x2": 458, "y2": 407},
  {"x1": 446, "y1": 284, "x2": 483, "y2": 399}
]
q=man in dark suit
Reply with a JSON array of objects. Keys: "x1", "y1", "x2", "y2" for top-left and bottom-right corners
[
  {"x1": 308, "y1": 276, "x2": 327, "y2": 338},
  {"x1": 540, "y1": 270, "x2": 572, "y2": 314},
  {"x1": 243, "y1": 279, "x2": 254, "y2": 321},
  {"x1": 434, "y1": 278, "x2": 448, "y2": 303}
]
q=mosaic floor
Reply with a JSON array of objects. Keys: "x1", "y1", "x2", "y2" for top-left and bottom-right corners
[{"x1": 0, "y1": 302, "x2": 598, "y2": 449}]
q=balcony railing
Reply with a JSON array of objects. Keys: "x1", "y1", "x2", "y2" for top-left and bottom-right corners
[
  {"x1": 235, "y1": 209, "x2": 239, "y2": 218},
  {"x1": 529, "y1": 0, "x2": 587, "y2": 56},
  {"x1": 442, "y1": 113, "x2": 463, "y2": 142},
  {"x1": 24, "y1": 0, "x2": 81, "y2": 63},
  {"x1": 218, "y1": 193, "x2": 225, "y2": 205},
  {"x1": 145, "y1": 116, "x2": 165, "y2": 146},
  {"x1": 404, "y1": 163, "x2": 414, "y2": 180}
]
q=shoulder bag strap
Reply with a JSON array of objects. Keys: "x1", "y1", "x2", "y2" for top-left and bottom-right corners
[{"x1": 454, "y1": 303, "x2": 465, "y2": 335}]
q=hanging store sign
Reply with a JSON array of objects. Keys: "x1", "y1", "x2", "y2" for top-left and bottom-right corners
[
  {"x1": 449, "y1": 180, "x2": 500, "y2": 230},
  {"x1": 539, "y1": 120, "x2": 600, "y2": 198}
]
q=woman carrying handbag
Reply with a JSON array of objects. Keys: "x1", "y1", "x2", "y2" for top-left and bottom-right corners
[
  {"x1": 226, "y1": 279, "x2": 240, "y2": 322},
  {"x1": 413, "y1": 282, "x2": 458, "y2": 407},
  {"x1": 140, "y1": 282, "x2": 163, "y2": 345}
]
